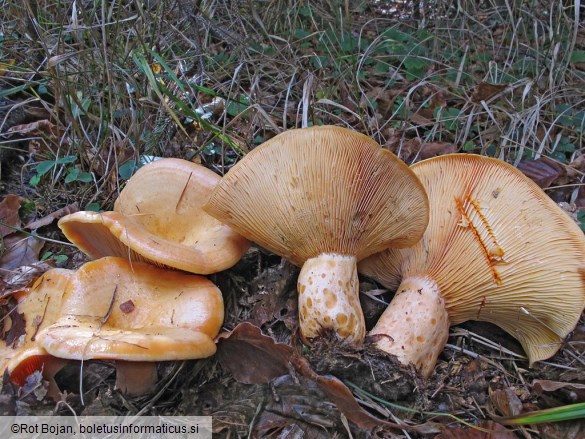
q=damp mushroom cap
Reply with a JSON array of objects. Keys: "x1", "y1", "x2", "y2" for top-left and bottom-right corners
[
  {"x1": 36, "y1": 257, "x2": 224, "y2": 395},
  {"x1": 204, "y1": 125, "x2": 429, "y2": 343},
  {"x1": 58, "y1": 158, "x2": 250, "y2": 275},
  {"x1": 359, "y1": 154, "x2": 585, "y2": 377}
]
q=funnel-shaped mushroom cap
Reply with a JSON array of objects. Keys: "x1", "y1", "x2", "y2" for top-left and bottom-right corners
[
  {"x1": 36, "y1": 257, "x2": 224, "y2": 361},
  {"x1": 360, "y1": 154, "x2": 585, "y2": 366},
  {"x1": 58, "y1": 158, "x2": 250, "y2": 274},
  {"x1": 9, "y1": 269, "x2": 72, "y2": 345},
  {"x1": 204, "y1": 126, "x2": 428, "y2": 264},
  {"x1": 204, "y1": 126, "x2": 428, "y2": 344},
  {"x1": 3, "y1": 269, "x2": 72, "y2": 394}
]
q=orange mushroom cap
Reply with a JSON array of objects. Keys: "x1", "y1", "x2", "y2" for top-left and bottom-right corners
[
  {"x1": 3, "y1": 269, "x2": 72, "y2": 397},
  {"x1": 58, "y1": 158, "x2": 250, "y2": 274},
  {"x1": 204, "y1": 126, "x2": 429, "y2": 344},
  {"x1": 359, "y1": 154, "x2": 585, "y2": 376},
  {"x1": 36, "y1": 257, "x2": 224, "y2": 362}
]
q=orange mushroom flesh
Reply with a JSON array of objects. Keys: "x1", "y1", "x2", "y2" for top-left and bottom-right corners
[
  {"x1": 58, "y1": 158, "x2": 250, "y2": 274},
  {"x1": 36, "y1": 257, "x2": 224, "y2": 396},
  {"x1": 359, "y1": 154, "x2": 585, "y2": 377},
  {"x1": 204, "y1": 126, "x2": 429, "y2": 344},
  {"x1": 3, "y1": 269, "x2": 72, "y2": 398}
]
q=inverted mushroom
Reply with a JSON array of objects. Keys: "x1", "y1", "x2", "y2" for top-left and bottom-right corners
[
  {"x1": 359, "y1": 154, "x2": 585, "y2": 377},
  {"x1": 58, "y1": 158, "x2": 250, "y2": 274},
  {"x1": 3, "y1": 269, "x2": 72, "y2": 398},
  {"x1": 35, "y1": 256, "x2": 224, "y2": 396},
  {"x1": 204, "y1": 126, "x2": 429, "y2": 344}
]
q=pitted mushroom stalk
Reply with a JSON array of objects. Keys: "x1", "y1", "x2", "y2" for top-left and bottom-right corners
[
  {"x1": 204, "y1": 126, "x2": 429, "y2": 344},
  {"x1": 369, "y1": 277, "x2": 449, "y2": 377},
  {"x1": 359, "y1": 154, "x2": 585, "y2": 377},
  {"x1": 36, "y1": 257, "x2": 224, "y2": 396},
  {"x1": 298, "y1": 254, "x2": 362, "y2": 341},
  {"x1": 58, "y1": 158, "x2": 250, "y2": 275}
]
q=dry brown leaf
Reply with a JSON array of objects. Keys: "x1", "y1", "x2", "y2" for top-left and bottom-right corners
[
  {"x1": 4, "y1": 303, "x2": 26, "y2": 346},
  {"x1": 0, "y1": 234, "x2": 44, "y2": 271},
  {"x1": 24, "y1": 202, "x2": 79, "y2": 230},
  {"x1": 0, "y1": 261, "x2": 53, "y2": 296},
  {"x1": 248, "y1": 261, "x2": 298, "y2": 329},
  {"x1": 215, "y1": 322, "x2": 294, "y2": 384},
  {"x1": 0, "y1": 195, "x2": 22, "y2": 238},
  {"x1": 216, "y1": 323, "x2": 405, "y2": 433},
  {"x1": 6, "y1": 119, "x2": 64, "y2": 140},
  {"x1": 489, "y1": 387, "x2": 523, "y2": 417},
  {"x1": 291, "y1": 355, "x2": 412, "y2": 433},
  {"x1": 419, "y1": 142, "x2": 458, "y2": 160},
  {"x1": 536, "y1": 419, "x2": 585, "y2": 439},
  {"x1": 516, "y1": 158, "x2": 564, "y2": 188},
  {"x1": 471, "y1": 82, "x2": 508, "y2": 103},
  {"x1": 533, "y1": 380, "x2": 585, "y2": 402}
]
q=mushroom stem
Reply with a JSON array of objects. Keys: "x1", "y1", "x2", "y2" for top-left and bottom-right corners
[
  {"x1": 298, "y1": 253, "x2": 365, "y2": 344},
  {"x1": 114, "y1": 361, "x2": 158, "y2": 396},
  {"x1": 370, "y1": 276, "x2": 450, "y2": 378}
]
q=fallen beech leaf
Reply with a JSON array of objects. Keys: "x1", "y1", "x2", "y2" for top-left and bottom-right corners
[
  {"x1": 291, "y1": 355, "x2": 409, "y2": 432},
  {"x1": 4, "y1": 305, "x2": 26, "y2": 346},
  {"x1": 24, "y1": 203, "x2": 79, "y2": 230},
  {"x1": 6, "y1": 119, "x2": 64, "y2": 140},
  {"x1": 470, "y1": 82, "x2": 508, "y2": 103},
  {"x1": 0, "y1": 261, "x2": 53, "y2": 296},
  {"x1": 216, "y1": 322, "x2": 294, "y2": 384},
  {"x1": 517, "y1": 158, "x2": 564, "y2": 188},
  {"x1": 217, "y1": 323, "x2": 436, "y2": 434},
  {"x1": 533, "y1": 380, "x2": 585, "y2": 402},
  {"x1": 0, "y1": 234, "x2": 44, "y2": 271},
  {"x1": 419, "y1": 142, "x2": 458, "y2": 160},
  {"x1": 537, "y1": 418, "x2": 585, "y2": 439},
  {"x1": 0, "y1": 195, "x2": 22, "y2": 238},
  {"x1": 490, "y1": 387, "x2": 523, "y2": 417}
]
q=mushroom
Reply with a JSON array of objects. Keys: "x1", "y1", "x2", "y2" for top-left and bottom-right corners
[
  {"x1": 358, "y1": 154, "x2": 585, "y2": 377},
  {"x1": 58, "y1": 158, "x2": 250, "y2": 274},
  {"x1": 3, "y1": 269, "x2": 72, "y2": 398},
  {"x1": 35, "y1": 256, "x2": 224, "y2": 396},
  {"x1": 204, "y1": 126, "x2": 429, "y2": 344}
]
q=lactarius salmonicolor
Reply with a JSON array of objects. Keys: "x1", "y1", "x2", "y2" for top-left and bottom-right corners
[
  {"x1": 204, "y1": 126, "x2": 429, "y2": 344},
  {"x1": 3, "y1": 269, "x2": 72, "y2": 399},
  {"x1": 359, "y1": 154, "x2": 585, "y2": 377},
  {"x1": 36, "y1": 257, "x2": 224, "y2": 396},
  {"x1": 58, "y1": 158, "x2": 250, "y2": 274}
]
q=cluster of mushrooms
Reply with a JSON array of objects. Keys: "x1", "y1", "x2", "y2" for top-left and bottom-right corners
[{"x1": 3, "y1": 125, "x2": 585, "y2": 400}]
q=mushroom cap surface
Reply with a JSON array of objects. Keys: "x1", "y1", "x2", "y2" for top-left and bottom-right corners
[
  {"x1": 359, "y1": 154, "x2": 585, "y2": 364},
  {"x1": 36, "y1": 257, "x2": 224, "y2": 361},
  {"x1": 204, "y1": 126, "x2": 429, "y2": 265},
  {"x1": 58, "y1": 158, "x2": 250, "y2": 274},
  {"x1": 3, "y1": 269, "x2": 72, "y2": 387}
]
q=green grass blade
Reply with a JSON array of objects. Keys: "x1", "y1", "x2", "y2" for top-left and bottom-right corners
[{"x1": 496, "y1": 402, "x2": 585, "y2": 425}]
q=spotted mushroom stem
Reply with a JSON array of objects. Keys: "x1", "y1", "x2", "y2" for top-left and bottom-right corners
[
  {"x1": 297, "y1": 253, "x2": 365, "y2": 344},
  {"x1": 370, "y1": 276, "x2": 450, "y2": 378}
]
